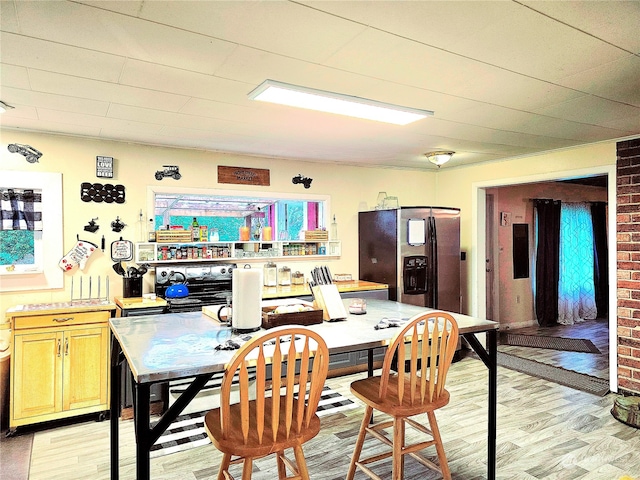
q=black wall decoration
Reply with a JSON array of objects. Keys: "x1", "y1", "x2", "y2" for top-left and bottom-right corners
[
  {"x1": 292, "y1": 174, "x2": 313, "y2": 189},
  {"x1": 111, "y1": 216, "x2": 126, "y2": 233},
  {"x1": 81, "y1": 182, "x2": 125, "y2": 203},
  {"x1": 155, "y1": 165, "x2": 181, "y2": 180},
  {"x1": 513, "y1": 223, "x2": 530, "y2": 279},
  {"x1": 84, "y1": 218, "x2": 99, "y2": 233}
]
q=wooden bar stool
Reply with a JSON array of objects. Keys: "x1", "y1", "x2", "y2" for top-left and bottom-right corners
[
  {"x1": 347, "y1": 311, "x2": 459, "y2": 480},
  {"x1": 204, "y1": 326, "x2": 329, "y2": 480}
]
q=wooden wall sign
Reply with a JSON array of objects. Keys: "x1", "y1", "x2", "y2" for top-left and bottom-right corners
[{"x1": 218, "y1": 165, "x2": 270, "y2": 186}]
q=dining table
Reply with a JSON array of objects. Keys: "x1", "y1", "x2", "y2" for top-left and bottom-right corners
[{"x1": 109, "y1": 298, "x2": 498, "y2": 480}]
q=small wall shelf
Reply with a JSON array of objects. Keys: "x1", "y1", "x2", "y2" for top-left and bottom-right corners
[{"x1": 135, "y1": 240, "x2": 341, "y2": 264}]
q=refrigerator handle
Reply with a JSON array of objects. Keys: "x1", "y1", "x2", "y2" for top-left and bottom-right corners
[{"x1": 430, "y1": 215, "x2": 438, "y2": 308}]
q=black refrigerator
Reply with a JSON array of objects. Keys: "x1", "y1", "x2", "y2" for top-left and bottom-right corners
[{"x1": 358, "y1": 207, "x2": 461, "y2": 313}]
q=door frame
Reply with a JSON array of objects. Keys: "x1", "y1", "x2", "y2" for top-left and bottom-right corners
[
  {"x1": 485, "y1": 193, "x2": 496, "y2": 321},
  {"x1": 471, "y1": 165, "x2": 618, "y2": 393}
]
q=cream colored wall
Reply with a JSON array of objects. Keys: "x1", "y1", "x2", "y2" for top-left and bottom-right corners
[
  {"x1": 0, "y1": 130, "x2": 436, "y2": 316},
  {"x1": 0, "y1": 130, "x2": 621, "y2": 323},
  {"x1": 487, "y1": 182, "x2": 607, "y2": 329}
]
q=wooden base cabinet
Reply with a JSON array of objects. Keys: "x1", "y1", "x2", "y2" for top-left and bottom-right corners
[{"x1": 8, "y1": 308, "x2": 112, "y2": 432}]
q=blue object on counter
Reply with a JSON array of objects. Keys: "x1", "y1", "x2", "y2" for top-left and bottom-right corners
[{"x1": 166, "y1": 283, "x2": 189, "y2": 298}]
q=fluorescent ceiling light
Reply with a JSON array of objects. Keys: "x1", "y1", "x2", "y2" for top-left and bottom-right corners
[
  {"x1": 0, "y1": 101, "x2": 14, "y2": 114},
  {"x1": 248, "y1": 80, "x2": 433, "y2": 125}
]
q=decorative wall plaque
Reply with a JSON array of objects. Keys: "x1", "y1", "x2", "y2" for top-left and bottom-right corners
[
  {"x1": 218, "y1": 165, "x2": 270, "y2": 186},
  {"x1": 96, "y1": 156, "x2": 114, "y2": 178},
  {"x1": 81, "y1": 182, "x2": 125, "y2": 203}
]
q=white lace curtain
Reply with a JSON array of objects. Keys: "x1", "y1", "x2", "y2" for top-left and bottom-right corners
[{"x1": 557, "y1": 202, "x2": 597, "y2": 325}]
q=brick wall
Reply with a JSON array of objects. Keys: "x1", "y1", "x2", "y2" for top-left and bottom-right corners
[{"x1": 616, "y1": 138, "x2": 640, "y2": 396}]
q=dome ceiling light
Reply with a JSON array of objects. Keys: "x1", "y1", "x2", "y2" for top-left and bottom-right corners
[{"x1": 425, "y1": 151, "x2": 455, "y2": 167}]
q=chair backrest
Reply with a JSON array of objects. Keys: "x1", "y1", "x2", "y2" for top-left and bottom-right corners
[
  {"x1": 219, "y1": 326, "x2": 329, "y2": 445},
  {"x1": 379, "y1": 311, "x2": 459, "y2": 405}
]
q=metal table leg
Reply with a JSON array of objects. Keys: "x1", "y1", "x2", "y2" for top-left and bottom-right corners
[
  {"x1": 134, "y1": 382, "x2": 151, "y2": 480},
  {"x1": 109, "y1": 335, "x2": 122, "y2": 480},
  {"x1": 132, "y1": 374, "x2": 215, "y2": 480},
  {"x1": 463, "y1": 331, "x2": 497, "y2": 480}
]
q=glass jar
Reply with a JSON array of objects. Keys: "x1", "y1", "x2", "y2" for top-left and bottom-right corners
[
  {"x1": 292, "y1": 271, "x2": 305, "y2": 285},
  {"x1": 264, "y1": 262, "x2": 277, "y2": 287},
  {"x1": 278, "y1": 266, "x2": 291, "y2": 286}
]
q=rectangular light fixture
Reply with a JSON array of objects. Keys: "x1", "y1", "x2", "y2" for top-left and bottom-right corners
[{"x1": 248, "y1": 79, "x2": 433, "y2": 125}]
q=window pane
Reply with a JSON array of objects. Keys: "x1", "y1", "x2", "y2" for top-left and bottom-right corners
[{"x1": 0, "y1": 230, "x2": 35, "y2": 265}]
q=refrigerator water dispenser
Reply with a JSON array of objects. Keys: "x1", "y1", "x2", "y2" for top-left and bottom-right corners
[{"x1": 403, "y1": 255, "x2": 427, "y2": 295}]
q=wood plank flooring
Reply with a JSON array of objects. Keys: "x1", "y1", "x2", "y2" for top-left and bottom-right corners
[
  {"x1": 496, "y1": 318, "x2": 611, "y2": 380},
  {"x1": 8, "y1": 318, "x2": 640, "y2": 479}
]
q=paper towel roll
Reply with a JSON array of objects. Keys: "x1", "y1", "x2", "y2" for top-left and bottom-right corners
[{"x1": 232, "y1": 267, "x2": 263, "y2": 332}]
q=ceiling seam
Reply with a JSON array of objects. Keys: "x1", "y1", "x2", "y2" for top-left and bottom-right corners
[
  {"x1": 513, "y1": 0, "x2": 640, "y2": 58},
  {"x1": 292, "y1": 0, "x2": 640, "y2": 108}
]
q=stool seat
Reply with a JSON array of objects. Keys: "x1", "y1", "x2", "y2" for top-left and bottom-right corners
[
  {"x1": 346, "y1": 311, "x2": 459, "y2": 480},
  {"x1": 203, "y1": 326, "x2": 329, "y2": 480}
]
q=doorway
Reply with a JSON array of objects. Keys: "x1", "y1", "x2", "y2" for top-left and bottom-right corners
[{"x1": 473, "y1": 165, "x2": 617, "y2": 392}]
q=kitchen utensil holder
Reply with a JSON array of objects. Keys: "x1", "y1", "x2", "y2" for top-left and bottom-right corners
[{"x1": 123, "y1": 277, "x2": 143, "y2": 298}]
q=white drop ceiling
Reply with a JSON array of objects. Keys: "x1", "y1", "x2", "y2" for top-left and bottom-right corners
[{"x1": 1, "y1": 0, "x2": 639, "y2": 170}]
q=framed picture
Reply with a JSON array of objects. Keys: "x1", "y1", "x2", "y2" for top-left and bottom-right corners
[
  {"x1": 96, "y1": 156, "x2": 114, "y2": 178},
  {"x1": 500, "y1": 211, "x2": 512, "y2": 227}
]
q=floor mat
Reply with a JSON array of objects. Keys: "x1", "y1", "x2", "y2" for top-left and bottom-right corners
[
  {"x1": 502, "y1": 333, "x2": 601, "y2": 354},
  {"x1": 497, "y1": 352, "x2": 609, "y2": 396},
  {"x1": 150, "y1": 386, "x2": 357, "y2": 458}
]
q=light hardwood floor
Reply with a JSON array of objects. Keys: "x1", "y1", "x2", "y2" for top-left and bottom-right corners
[
  {"x1": 7, "y1": 318, "x2": 640, "y2": 479},
  {"x1": 496, "y1": 318, "x2": 611, "y2": 381}
]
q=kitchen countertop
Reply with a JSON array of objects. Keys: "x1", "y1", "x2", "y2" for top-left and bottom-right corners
[
  {"x1": 262, "y1": 280, "x2": 387, "y2": 299},
  {"x1": 114, "y1": 296, "x2": 168, "y2": 310},
  {"x1": 5, "y1": 300, "x2": 116, "y2": 318},
  {"x1": 111, "y1": 281, "x2": 387, "y2": 311},
  {"x1": 5, "y1": 281, "x2": 386, "y2": 318}
]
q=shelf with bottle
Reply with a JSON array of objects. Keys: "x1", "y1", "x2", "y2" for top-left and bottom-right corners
[{"x1": 134, "y1": 240, "x2": 340, "y2": 264}]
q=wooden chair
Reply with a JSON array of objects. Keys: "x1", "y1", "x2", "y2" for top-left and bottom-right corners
[
  {"x1": 204, "y1": 326, "x2": 329, "y2": 480},
  {"x1": 346, "y1": 311, "x2": 459, "y2": 480}
]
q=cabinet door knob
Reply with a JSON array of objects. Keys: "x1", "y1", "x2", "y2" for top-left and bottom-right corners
[
  {"x1": 65, "y1": 338, "x2": 69, "y2": 356},
  {"x1": 57, "y1": 339, "x2": 62, "y2": 357}
]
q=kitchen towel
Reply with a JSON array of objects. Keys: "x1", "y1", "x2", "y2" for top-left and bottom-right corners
[{"x1": 232, "y1": 267, "x2": 263, "y2": 331}]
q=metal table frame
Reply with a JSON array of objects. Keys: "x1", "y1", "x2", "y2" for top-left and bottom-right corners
[{"x1": 109, "y1": 300, "x2": 498, "y2": 480}]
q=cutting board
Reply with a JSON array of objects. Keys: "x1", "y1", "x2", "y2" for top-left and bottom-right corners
[{"x1": 203, "y1": 305, "x2": 225, "y2": 323}]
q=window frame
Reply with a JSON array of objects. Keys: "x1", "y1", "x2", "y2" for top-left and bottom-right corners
[
  {"x1": 0, "y1": 171, "x2": 63, "y2": 291},
  {"x1": 146, "y1": 185, "x2": 331, "y2": 242}
]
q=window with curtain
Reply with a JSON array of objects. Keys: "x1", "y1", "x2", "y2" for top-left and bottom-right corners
[
  {"x1": 534, "y1": 200, "x2": 607, "y2": 326},
  {"x1": 0, "y1": 188, "x2": 43, "y2": 268},
  {"x1": 557, "y1": 202, "x2": 598, "y2": 325}
]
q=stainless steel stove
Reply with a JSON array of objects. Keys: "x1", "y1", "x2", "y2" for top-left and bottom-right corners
[{"x1": 155, "y1": 263, "x2": 236, "y2": 312}]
